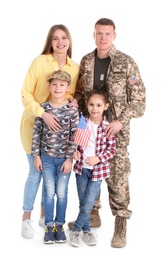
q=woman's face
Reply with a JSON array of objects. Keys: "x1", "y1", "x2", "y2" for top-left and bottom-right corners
[{"x1": 51, "y1": 29, "x2": 69, "y2": 54}]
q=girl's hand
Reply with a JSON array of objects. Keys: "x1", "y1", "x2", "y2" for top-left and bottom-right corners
[{"x1": 85, "y1": 156, "x2": 100, "y2": 166}]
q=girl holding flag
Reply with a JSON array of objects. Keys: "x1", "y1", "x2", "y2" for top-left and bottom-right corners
[{"x1": 69, "y1": 89, "x2": 116, "y2": 247}]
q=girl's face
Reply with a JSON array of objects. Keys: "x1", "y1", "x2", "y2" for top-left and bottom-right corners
[
  {"x1": 87, "y1": 94, "x2": 109, "y2": 120},
  {"x1": 51, "y1": 29, "x2": 69, "y2": 54}
]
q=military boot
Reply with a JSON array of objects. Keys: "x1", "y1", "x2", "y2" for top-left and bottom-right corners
[
  {"x1": 90, "y1": 209, "x2": 101, "y2": 228},
  {"x1": 111, "y1": 216, "x2": 127, "y2": 248},
  {"x1": 67, "y1": 209, "x2": 101, "y2": 230}
]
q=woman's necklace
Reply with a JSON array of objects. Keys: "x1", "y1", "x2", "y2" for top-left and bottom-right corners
[{"x1": 96, "y1": 56, "x2": 110, "y2": 81}]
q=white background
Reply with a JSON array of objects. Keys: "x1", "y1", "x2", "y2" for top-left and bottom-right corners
[{"x1": 0, "y1": 0, "x2": 163, "y2": 258}]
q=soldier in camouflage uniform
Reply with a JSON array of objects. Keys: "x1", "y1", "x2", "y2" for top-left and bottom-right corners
[{"x1": 68, "y1": 18, "x2": 146, "y2": 248}]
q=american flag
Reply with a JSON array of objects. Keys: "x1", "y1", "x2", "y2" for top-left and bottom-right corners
[
  {"x1": 74, "y1": 113, "x2": 91, "y2": 148},
  {"x1": 129, "y1": 77, "x2": 137, "y2": 85}
]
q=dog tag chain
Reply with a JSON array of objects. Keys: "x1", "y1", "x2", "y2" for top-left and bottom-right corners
[{"x1": 96, "y1": 56, "x2": 110, "y2": 81}]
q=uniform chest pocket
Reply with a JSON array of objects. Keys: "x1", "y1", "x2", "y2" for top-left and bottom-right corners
[{"x1": 108, "y1": 72, "x2": 127, "y2": 97}]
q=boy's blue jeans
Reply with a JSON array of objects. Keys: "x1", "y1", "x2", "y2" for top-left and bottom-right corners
[
  {"x1": 72, "y1": 168, "x2": 102, "y2": 233},
  {"x1": 41, "y1": 153, "x2": 71, "y2": 226}
]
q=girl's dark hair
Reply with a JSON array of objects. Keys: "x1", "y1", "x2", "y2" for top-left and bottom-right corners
[
  {"x1": 41, "y1": 24, "x2": 72, "y2": 58},
  {"x1": 86, "y1": 89, "x2": 110, "y2": 119}
]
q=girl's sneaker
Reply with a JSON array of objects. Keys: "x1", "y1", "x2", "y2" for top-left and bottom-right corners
[
  {"x1": 69, "y1": 231, "x2": 80, "y2": 247},
  {"x1": 83, "y1": 232, "x2": 97, "y2": 246}
]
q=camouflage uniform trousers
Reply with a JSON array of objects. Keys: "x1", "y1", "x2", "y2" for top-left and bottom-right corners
[
  {"x1": 94, "y1": 146, "x2": 132, "y2": 219},
  {"x1": 106, "y1": 146, "x2": 132, "y2": 219}
]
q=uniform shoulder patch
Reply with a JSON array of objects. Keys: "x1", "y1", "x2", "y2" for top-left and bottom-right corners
[{"x1": 129, "y1": 77, "x2": 137, "y2": 85}]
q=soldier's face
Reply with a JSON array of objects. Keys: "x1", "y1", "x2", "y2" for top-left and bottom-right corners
[{"x1": 94, "y1": 25, "x2": 116, "y2": 51}]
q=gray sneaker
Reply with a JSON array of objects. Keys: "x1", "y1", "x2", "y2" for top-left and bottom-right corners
[
  {"x1": 69, "y1": 231, "x2": 80, "y2": 247},
  {"x1": 83, "y1": 232, "x2": 97, "y2": 246}
]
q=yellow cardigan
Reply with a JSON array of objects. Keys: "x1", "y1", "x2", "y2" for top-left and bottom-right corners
[{"x1": 20, "y1": 54, "x2": 79, "y2": 154}]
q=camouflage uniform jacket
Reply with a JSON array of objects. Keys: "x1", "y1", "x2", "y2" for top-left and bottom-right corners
[
  {"x1": 74, "y1": 45, "x2": 146, "y2": 146},
  {"x1": 31, "y1": 101, "x2": 79, "y2": 158}
]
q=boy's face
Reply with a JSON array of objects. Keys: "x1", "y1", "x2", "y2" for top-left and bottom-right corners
[{"x1": 49, "y1": 78, "x2": 70, "y2": 98}]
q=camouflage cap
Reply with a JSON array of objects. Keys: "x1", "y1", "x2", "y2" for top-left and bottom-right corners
[{"x1": 47, "y1": 70, "x2": 71, "y2": 85}]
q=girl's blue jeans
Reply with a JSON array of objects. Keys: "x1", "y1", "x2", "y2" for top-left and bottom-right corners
[{"x1": 72, "y1": 168, "x2": 102, "y2": 233}]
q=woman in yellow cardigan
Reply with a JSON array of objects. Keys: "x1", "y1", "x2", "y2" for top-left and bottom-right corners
[{"x1": 20, "y1": 24, "x2": 79, "y2": 239}]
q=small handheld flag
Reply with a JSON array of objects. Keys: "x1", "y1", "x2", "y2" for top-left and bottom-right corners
[{"x1": 74, "y1": 113, "x2": 91, "y2": 148}]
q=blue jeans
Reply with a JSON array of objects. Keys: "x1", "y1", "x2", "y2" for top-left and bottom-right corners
[
  {"x1": 72, "y1": 168, "x2": 102, "y2": 233},
  {"x1": 41, "y1": 153, "x2": 71, "y2": 226},
  {"x1": 23, "y1": 154, "x2": 43, "y2": 212}
]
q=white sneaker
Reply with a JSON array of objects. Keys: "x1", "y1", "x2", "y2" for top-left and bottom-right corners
[
  {"x1": 21, "y1": 220, "x2": 34, "y2": 239},
  {"x1": 69, "y1": 231, "x2": 80, "y2": 247},
  {"x1": 39, "y1": 217, "x2": 46, "y2": 228},
  {"x1": 83, "y1": 232, "x2": 97, "y2": 246}
]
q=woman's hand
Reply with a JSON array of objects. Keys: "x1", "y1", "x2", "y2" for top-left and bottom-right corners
[
  {"x1": 68, "y1": 98, "x2": 78, "y2": 108},
  {"x1": 42, "y1": 112, "x2": 62, "y2": 131}
]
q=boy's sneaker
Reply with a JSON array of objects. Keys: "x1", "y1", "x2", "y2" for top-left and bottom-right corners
[
  {"x1": 55, "y1": 225, "x2": 67, "y2": 243},
  {"x1": 39, "y1": 217, "x2": 46, "y2": 228},
  {"x1": 69, "y1": 231, "x2": 80, "y2": 247},
  {"x1": 21, "y1": 219, "x2": 34, "y2": 239},
  {"x1": 83, "y1": 232, "x2": 97, "y2": 246},
  {"x1": 43, "y1": 226, "x2": 56, "y2": 244}
]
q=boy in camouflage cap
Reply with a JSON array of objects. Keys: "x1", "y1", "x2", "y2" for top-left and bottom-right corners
[
  {"x1": 31, "y1": 69, "x2": 79, "y2": 244},
  {"x1": 47, "y1": 69, "x2": 71, "y2": 84}
]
